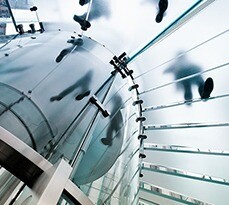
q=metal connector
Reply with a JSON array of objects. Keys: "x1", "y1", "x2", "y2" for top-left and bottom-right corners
[{"x1": 89, "y1": 96, "x2": 110, "y2": 118}]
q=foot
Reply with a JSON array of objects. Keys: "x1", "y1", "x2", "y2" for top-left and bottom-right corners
[
  {"x1": 184, "y1": 92, "x2": 193, "y2": 101},
  {"x1": 156, "y1": 0, "x2": 168, "y2": 23},
  {"x1": 75, "y1": 91, "x2": 90, "y2": 100},
  {"x1": 79, "y1": 0, "x2": 86, "y2": 6},
  {"x1": 50, "y1": 95, "x2": 62, "y2": 102},
  {"x1": 56, "y1": 49, "x2": 69, "y2": 63},
  {"x1": 158, "y1": 0, "x2": 168, "y2": 12},
  {"x1": 155, "y1": 11, "x2": 164, "y2": 23},
  {"x1": 200, "y1": 77, "x2": 214, "y2": 99},
  {"x1": 101, "y1": 138, "x2": 112, "y2": 146},
  {"x1": 73, "y1": 15, "x2": 91, "y2": 31},
  {"x1": 67, "y1": 38, "x2": 84, "y2": 46}
]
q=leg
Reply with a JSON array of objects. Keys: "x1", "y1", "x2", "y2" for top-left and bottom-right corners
[
  {"x1": 88, "y1": 0, "x2": 110, "y2": 21},
  {"x1": 101, "y1": 123, "x2": 113, "y2": 146},
  {"x1": 50, "y1": 79, "x2": 82, "y2": 102},
  {"x1": 182, "y1": 81, "x2": 192, "y2": 101},
  {"x1": 75, "y1": 70, "x2": 93, "y2": 100},
  {"x1": 196, "y1": 76, "x2": 205, "y2": 97}
]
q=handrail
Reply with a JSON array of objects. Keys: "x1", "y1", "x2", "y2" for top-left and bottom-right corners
[
  {"x1": 142, "y1": 162, "x2": 229, "y2": 186},
  {"x1": 144, "y1": 143, "x2": 229, "y2": 157}
]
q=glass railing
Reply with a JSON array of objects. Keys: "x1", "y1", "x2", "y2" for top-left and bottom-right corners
[
  {"x1": 67, "y1": 73, "x2": 140, "y2": 205},
  {"x1": 0, "y1": 0, "x2": 39, "y2": 36},
  {"x1": 0, "y1": 31, "x2": 141, "y2": 203}
]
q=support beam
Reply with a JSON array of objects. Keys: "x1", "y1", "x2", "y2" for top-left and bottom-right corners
[
  {"x1": 0, "y1": 127, "x2": 95, "y2": 204},
  {"x1": 139, "y1": 197, "x2": 160, "y2": 205},
  {"x1": 144, "y1": 122, "x2": 229, "y2": 130},
  {"x1": 144, "y1": 143, "x2": 229, "y2": 156},
  {"x1": 64, "y1": 180, "x2": 94, "y2": 205},
  {"x1": 0, "y1": 126, "x2": 52, "y2": 187},
  {"x1": 140, "y1": 181, "x2": 212, "y2": 205},
  {"x1": 5, "y1": 0, "x2": 18, "y2": 32},
  {"x1": 142, "y1": 162, "x2": 229, "y2": 186},
  {"x1": 143, "y1": 93, "x2": 229, "y2": 112},
  {"x1": 15, "y1": 159, "x2": 72, "y2": 205}
]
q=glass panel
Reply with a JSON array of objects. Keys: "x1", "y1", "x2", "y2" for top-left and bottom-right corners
[
  {"x1": 133, "y1": 0, "x2": 229, "y2": 152},
  {"x1": 129, "y1": 0, "x2": 229, "y2": 204},
  {"x1": 74, "y1": 0, "x2": 200, "y2": 52},
  {"x1": 8, "y1": 0, "x2": 39, "y2": 34},
  {"x1": 71, "y1": 75, "x2": 140, "y2": 204},
  {"x1": 141, "y1": 171, "x2": 226, "y2": 205},
  {"x1": 0, "y1": 83, "x2": 54, "y2": 151},
  {"x1": 0, "y1": 0, "x2": 16, "y2": 37},
  {"x1": 0, "y1": 0, "x2": 38, "y2": 36},
  {"x1": 20, "y1": 0, "x2": 200, "y2": 53},
  {"x1": 0, "y1": 34, "x2": 114, "y2": 155}
]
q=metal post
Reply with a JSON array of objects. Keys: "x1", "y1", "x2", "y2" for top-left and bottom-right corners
[{"x1": 5, "y1": 0, "x2": 18, "y2": 32}]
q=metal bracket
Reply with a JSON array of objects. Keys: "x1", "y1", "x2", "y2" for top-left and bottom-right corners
[
  {"x1": 139, "y1": 153, "x2": 146, "y2": 159},
  {"x1": 110, "y1": 52, "x2": 133, "y2": 78},
  {"x1": 138, "y1": 134, "x2": 147, "y2": 140},
  {"x1": 89, "y1": 96, "x2": 110, "y2": 118},
  {"x1": 132, "y1": 99, "x2": 143, "y2": 106},
  {"x1": 136, "y1": 116, "x2": 146, "y2": 122},
  {"x1": 129, "y1": 84, "x2": 139, "y2": 91},
  {"x1": 30, "y1": 6, "x2": 45, "y2": 33}
]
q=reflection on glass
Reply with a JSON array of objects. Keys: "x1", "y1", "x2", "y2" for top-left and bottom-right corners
[
  {"x1": 101, "y1": 94, "x2": 123, "y2": 147},
  {"x1": 70, "y1": 74, "x2": 140, "y2": 204},
  {"x1": 55, "y1": 38, "x2": 84, "y2": 63},
  {"x1": 50, "y1": 70, "x2": 93, "y2": 101},
  {"x1": 164, "y1": 52, "x2": 214, "y2": 101},
  {"x1": 155, "y1": 0, "x2": 169, "y2": 23},
  {"x1": 76, "y1": 0, "x2": 110, "y2": 21},
  {"x1": 73, "y1": 0, "x2": 111, "y2": 31}
]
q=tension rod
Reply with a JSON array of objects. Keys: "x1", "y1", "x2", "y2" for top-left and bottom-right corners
[{"x1": 5, "y1": 0, "x2": 18, "y2": 32}]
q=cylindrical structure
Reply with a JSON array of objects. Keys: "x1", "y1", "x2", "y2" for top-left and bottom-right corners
[{"x1": 0, "y1": 31, "x2": 140, "y2": 204}]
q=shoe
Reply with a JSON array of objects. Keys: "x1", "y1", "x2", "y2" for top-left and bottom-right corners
[
  {"x1": 156, "y1": 12, "x2": 163, "y2": 23},
  {"x1": 56, "y1": 49, "x2": 69, "y2": 63},
  {"x1": 158, "y1": 0, "x2": 168, "y2": 12},
  {"x1": 101, "y1": 138, "x2": 112, "y2": 146},
  {"x1": 67, "y1": 38, "x2": 84, "y2": 46},
  {"x1": 201, "y1": 77, "x2": 214, "y2": 99},
  {"x1": 75, "y1": 91, "x2": 90, "y2": 100},
  {"x1": 73, "y1": 15, "x2": 91, "y2": 31},
  {"x1": 50, "y1": 95, "x2": 62, "y2": 102},
  {"x1": 156, "y1": 0, "x2": 168, "y2": 23},
  {"x1": 79, "y1": 0, "x2": 85, "y2": 6}
]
